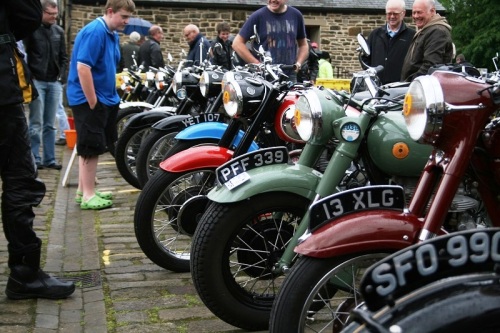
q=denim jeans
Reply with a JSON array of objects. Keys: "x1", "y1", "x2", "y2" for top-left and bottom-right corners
[
  {"x1": 56, "y1": 96, "x2": 70, "y2": 139},
  {"x1": 28, "y1": 80, "x2": 62, "y2": 165}
]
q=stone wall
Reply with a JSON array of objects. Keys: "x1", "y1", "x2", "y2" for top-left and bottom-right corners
[{"x1": 64, "y1": 4, "x2": 415, "y2": 77}]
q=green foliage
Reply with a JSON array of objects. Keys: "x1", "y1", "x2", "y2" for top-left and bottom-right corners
[{"x1": 440, "y1": 0, "x2": 500, "y2": 71}]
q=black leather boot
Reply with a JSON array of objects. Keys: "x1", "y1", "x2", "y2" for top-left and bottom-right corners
[
  {"x1": 5, "y1": 265, "x2": 75, "y2": 300},
  {"x1": 6, "y1": 241, "x2": 75, "y2": 300}
]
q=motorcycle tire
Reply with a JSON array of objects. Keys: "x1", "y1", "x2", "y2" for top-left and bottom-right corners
[
  {"x1": 115, "y1": 125, "x2": 153, "y2": 189},
  {"x1": 342, "y1": 273, "x2": 500, "y2": 333},
  {"x1": 269, "y1": 252, "x2": 391, "y2": 333},
  {"x1": 135, "y1": 129, "x2": 180, "y2": 189},
  {"x1": 190, "y1": 192, "x2": 311, "y2": 331},
  {"x1": 134, "y1": 167, "x2": 218, "y2": 272},
  {"x1": 111, "y1": 107, "x2": 145, "y2": 157}
]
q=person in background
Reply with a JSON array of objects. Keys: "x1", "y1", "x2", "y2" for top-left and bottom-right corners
[
  {"x1": 138, "y1": 25, "x2": 164, "y2": 69},
  {"x1": 24, "y1": 0, "x2": 68, "y2": 170},
  {"x1": 231, "y1": 0, "x2": 309, "y2": 82},
  {"x1": 183, "y1": 24, "x2": 211, "y2": 66},
  {"x1": 55, "y1": 92, "x2": 70, "y2": 146},
  {"x1": 210, "y1": 22, "x2": 232, "y2": 70},
  {"x1": 363, "y1": 0, "x2": 415, "y2": 84},
  {"x1": 1, "y1": 0, "x2": 75, "y2": 300},
  {"x1": 66, "y1": 0, "x2": 136, "y2": 210},
  {"x1": 297, "y1": 39, "x2": 320, "y2": 84},
  {"x1": 455, "y1": 53, "x2": 473, "y2": 67},
  {"x1": 317, "y1": 51, "x2": 334, "y2": 79},
  {"x1": 401, "y1": 0, "x2": 453, "y2": 81},
  {"x1": 119, "y1": 30, "x2": 141, "y2": 72}
]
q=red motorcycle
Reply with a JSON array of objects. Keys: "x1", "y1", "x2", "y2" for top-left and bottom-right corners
[{"x1": 269, "y1": 67, "x2": 500, "y2": 332}]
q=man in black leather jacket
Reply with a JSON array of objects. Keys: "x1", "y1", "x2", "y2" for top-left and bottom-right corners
[
  {"x1": 24, "y1": 0, "x2": 68, "y2": 170},
  {"x1": 138, "y1": 25, "x2": 165, "y2": 69},
  {"x1": 210, "y1": 22, "x2": 232, "y2": 70},
  {"x1": 0, "y1": 0, "x2": 75, "y2": 300}
]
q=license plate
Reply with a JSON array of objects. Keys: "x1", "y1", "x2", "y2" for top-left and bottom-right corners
[
  {"x1": 309, "y1": 185, "x2": 405, "y2": 232},
  {"x1": 216, "y1": 146, "x2": 289, "y2": 190},
  {"x1": 181, "y1": 113, "x2": 222, "y2": 128},
  {"x1": 362, "y1": 228, "x2": 500, "y2": 311}
]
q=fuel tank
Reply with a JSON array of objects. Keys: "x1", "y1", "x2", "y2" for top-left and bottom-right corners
[{"x1": 367, "y1": 111, "x2": 432, "y2": 177}]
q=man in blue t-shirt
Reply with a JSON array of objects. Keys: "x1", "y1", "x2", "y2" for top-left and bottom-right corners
[
  {"x1": 231, "y1": 0, "x2": 309, "y2": 81},
  {"x1": 66, "y1": 0, "x2": 135, "y2": 210}
]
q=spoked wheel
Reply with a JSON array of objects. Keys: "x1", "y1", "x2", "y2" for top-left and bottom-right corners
[
  {"x1": 269, "y1": 252, "x2": 391, "y2": 333},
  {"x1": 190, "y1": 192, "x2": 310, "y2": 331},
  {"x1": 115, "y1": 127, "x2": 152, "y2": 189},
  {"x1": 136, "y1": 129, "x2": 179, "y2": 188},
  {"x1": 134, "y1": 168, "x2": 217, "y2": 272},
  {"x1": 112, "y1": 107, "x2": 145, "y2": 156}
]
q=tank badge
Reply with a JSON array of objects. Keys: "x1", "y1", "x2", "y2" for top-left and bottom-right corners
[{"x1": 392, "y1": 142, "x2": 410, "y2": 159}]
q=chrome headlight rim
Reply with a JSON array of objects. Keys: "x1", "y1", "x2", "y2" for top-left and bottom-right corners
[
  {"x1": 403, "y1": 75, "x2": 445, "y2": 143},
  {"x1": 223, "y1": 80, "x2": 243, "y2": 117},
  {"x1": 295, "y1": 90, "x2": 324, "y2": 142}
]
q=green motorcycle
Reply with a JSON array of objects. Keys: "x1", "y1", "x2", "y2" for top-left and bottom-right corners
[{"x1": 189, "y1": 38, "x2": 433, "y2": 331}]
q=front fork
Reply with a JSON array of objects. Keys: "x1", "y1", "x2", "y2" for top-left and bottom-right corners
[{"x1": 274, "y1": 138, "x2": 363, "y2": 274}]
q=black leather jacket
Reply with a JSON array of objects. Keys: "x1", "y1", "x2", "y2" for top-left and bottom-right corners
[
  {"x1": 138, "y1": 38, "x2": 165, "y2": 69},
  {"x1": 24, "y1": 23, "x2": 68, "y2": 83},
  {"x1": 0, "y1": 0, "x2": 41, "y2": 106}
]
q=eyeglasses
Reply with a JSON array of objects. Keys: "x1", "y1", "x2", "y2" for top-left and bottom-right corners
[
  {"x1": 44, "y1": 10, "x2": 58, "y2": 17},
  {"x1": 386, "y1": 11, "x2": 404, "y2": 17}
]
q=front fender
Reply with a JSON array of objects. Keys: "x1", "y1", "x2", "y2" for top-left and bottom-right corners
[
  {"x1": 151, "y1": 115, "x2": 192, "y2": 131},
  {"x1": 175, "y1": 122, "x2": 229, "y2": 140},
  {"x1": 123, "y1": 110, "x2": 171, "y2": 130},
  {"x1": 207, "y1": 164, "x2": 322, "y2": 203},
  {"x1": 295, "y1": 210, "x2": 446, "y2": 258},
  {"x1": 119, "y1": 101, "x2": 154, "y2": 109},
  {"x1": 175, "y1": 122, "x2": 260, "y2": 151},
  {"x1": 160, "y1": 146, "x2": 234, "y2": 172}
]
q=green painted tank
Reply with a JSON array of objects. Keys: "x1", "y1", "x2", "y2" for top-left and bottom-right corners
[{"x1": 367, "y1": 111, "x2": 432, "y2": 177}]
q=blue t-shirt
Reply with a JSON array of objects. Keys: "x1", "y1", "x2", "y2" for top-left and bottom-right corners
[
  {"x1": 67, "y1": 17, "x2": 121, "y2": 106},
  {"x1": 238, "y1": 6, "x2": 306, "y2": 66}
]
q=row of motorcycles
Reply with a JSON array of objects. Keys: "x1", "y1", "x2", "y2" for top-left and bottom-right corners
[{"x1": 113, "y1": 32, "x2": 500, "y2": 332}]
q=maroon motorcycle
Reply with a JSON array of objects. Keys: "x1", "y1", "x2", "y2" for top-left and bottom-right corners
[{"x1": 269, "y1": 67, "x2": 500, "y2": 332}]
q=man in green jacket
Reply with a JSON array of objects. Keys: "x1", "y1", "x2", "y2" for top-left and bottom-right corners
[{"x1": 401, "y1": 0, "x2": 453, "y2": 82}]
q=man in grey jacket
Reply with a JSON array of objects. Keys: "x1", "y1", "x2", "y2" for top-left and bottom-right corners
[
  {"x1": 400, "y1": 0, "x2": 453, "y2": 82},
  {"x1": 24, "y1": 0, "x2": 68, "y2": 170}
]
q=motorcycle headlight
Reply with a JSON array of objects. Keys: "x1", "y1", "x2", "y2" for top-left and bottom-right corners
[
  {"x1": 294, "y1": 91, "x2": 323, "y2": 141},
  {"x1": 155, "y1": 72, "x2": 166, "y2": 90},
  {"x1": 403, "y1": 75, "x2": 445, "y2": 143},
  {"x1": 200, "y1": 70, "x2": 223, "y2": 98},
  {"x1": 222, "y1": 78, "x2": 264, "y2": 118},
  {"x1": 173, "y1": 71, "x2": 183, "y2": 94}
]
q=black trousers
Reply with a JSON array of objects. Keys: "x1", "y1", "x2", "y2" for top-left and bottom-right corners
[{"x1": 0, "y1": 103, "x2": 45, "y2": 266}]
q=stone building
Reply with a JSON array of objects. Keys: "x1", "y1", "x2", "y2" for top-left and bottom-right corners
[{"x1": 60, "y1": 0, "x2": 445, "y2": 77}]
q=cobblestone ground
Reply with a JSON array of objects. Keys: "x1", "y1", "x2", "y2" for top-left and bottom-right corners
[{"x1": 0, "y1": 144, "x2": 266, "y2": 333}]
